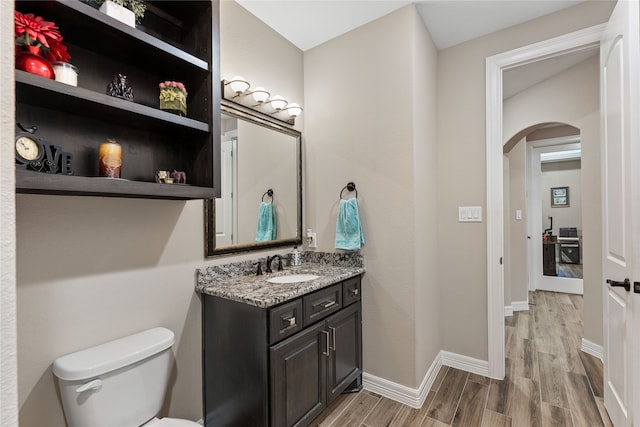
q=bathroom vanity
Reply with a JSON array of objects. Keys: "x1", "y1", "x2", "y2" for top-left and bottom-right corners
[{"x1": 197, "y1": 254, "x2": 364, "y2": 427}]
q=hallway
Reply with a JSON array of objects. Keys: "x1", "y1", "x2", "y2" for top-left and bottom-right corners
[{"x1": 311, "y1": 291, "x2": 611, "y2": 426}]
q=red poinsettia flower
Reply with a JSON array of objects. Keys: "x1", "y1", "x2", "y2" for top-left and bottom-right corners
[
  {"x1": 45, "y1": 40, "x2": 71, "y2": 63},
  {"x1": 15, "y1": 11, "x2": 62, "y2": 48},
  {"x1": 15, "y1": 11, "x2": 70, "y2": 63}
]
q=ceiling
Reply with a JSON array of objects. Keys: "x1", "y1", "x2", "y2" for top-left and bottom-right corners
[
  {"x1": 234, "y1": 0, "x2": 597, "y2": 98},
  {"x1": 235, "y1": 0, "x2": 587, "y2": 51}
]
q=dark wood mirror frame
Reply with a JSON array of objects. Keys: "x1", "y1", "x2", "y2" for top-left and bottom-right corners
[{"x1": 205, "y1": 100, "x2": 302, "y2": 256}]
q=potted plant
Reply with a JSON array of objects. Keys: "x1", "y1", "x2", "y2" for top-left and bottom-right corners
[
  {"x1": 88, "y1": 0, "x2": 146, "y2": 27},
  {"x1": 159, "y1": 81, "x2": 188, "y2": 117},
  {"x1": 14, "y1": 11, "x2": 71, "y2": 80}
]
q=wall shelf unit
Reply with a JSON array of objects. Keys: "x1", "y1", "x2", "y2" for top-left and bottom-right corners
[{"x1": 14, "y1": 0, "x2": 221, "y2": 200}]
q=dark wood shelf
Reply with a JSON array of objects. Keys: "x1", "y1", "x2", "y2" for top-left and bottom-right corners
[
  {"x1": 16, "y1": 70, "x2": 209, "y2": 134},
  {"x1": 17, "y1": 1, "x2": 209, "y2": 72},
  {"x1": 14, "y1": 0, "x2": 220, "y2": 200},
  {"x1": 16, "y1": 170, "x2": 216, "y2": 200}
]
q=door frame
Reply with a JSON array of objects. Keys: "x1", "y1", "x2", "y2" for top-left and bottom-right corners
[
  {"x1": 527, "y1": 137, "x2": 583, "y2": 294},
  {"x1": 485, "y1": 24, "x2": 605, "y2": 378}
]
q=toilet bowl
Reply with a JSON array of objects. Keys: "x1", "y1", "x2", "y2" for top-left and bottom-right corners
[{"x1": 53, "y1": 327, "x2": 200, "y2": 427}]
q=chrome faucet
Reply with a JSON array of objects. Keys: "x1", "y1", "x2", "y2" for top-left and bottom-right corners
[{"x1": 266, "y1": 255, "x2": 284, "y2": 273}]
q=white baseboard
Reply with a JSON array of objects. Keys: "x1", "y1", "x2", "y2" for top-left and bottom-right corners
[
  {"x1": 512, "y1": 300, "x2": 529, "y2": 312},
  {"x1": 440, "y1": 351, "x2": 490, "y2": 377},
  {"x1": 581, "y1": 338, "x2": 603, "y2": 361},
  {"x1": 363, "y1": 356, "x2": 441, "y2": 409},
  {"x1": 363, "y1": 351, "x2": 489, "y2": 409},
  {"x1": 505, "y1": 300, "x2": 529, "y2": 317}
]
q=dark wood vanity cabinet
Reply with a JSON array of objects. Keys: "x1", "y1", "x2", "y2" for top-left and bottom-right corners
[
  {"x1": 14, "y1": 0, "x2": 220, "y2": 200},
  {"x1": 271, "y1": 301, "x2": 362, "y2": 426},
  {"x1": 202, "y1": 276, "x2": 362, "y2": 427}
]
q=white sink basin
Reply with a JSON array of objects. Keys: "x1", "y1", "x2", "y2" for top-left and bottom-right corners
[{"x1": 267, "y1": 274, "x2": 319, "y2": 284}]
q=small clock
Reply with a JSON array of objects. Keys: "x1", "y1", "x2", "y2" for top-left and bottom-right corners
[
  {"x1": 15, "y1": 124, "x2": 72, "y2": 174},
  {"x1": 15, "y1": 133, "x2": 44, "y2": 164}
]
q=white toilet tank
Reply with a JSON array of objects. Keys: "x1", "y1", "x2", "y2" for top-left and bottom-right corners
[{"x1": 53, "y1": 327, "x2": 175, "y2": 427}]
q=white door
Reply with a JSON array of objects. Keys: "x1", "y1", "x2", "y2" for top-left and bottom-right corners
[
  {"x1": 216, "y1": 138, "x2": 237, "y2": 245},
  {"x1": 601, "y1": 0, "x2": 639, "y2": 425}
]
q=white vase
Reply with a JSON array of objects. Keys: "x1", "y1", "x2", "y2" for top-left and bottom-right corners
[{"x1": 99, "y1": 1, "x2": 135, "y2": 27}]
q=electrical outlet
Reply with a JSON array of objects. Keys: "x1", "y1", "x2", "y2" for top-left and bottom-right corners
[{"x1": 306, "y1": 229, "x2": 317, "y2": 248}]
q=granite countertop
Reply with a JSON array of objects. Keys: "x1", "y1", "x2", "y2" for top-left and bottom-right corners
[{"x1": 196, "y1": 252, "x2": 365, "y2": 308}]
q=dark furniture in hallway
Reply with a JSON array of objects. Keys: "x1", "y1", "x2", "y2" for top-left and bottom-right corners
[{"x1": 543, "y1": 240, "x2": 557, "y2": 276}]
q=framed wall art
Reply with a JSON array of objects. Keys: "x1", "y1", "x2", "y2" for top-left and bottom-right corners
[{"x1": 551, "y1": 186, "x2": 569, "y2": 207}]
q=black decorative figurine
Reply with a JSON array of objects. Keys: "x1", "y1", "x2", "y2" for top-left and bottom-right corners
[{"x1": 106, "y1": 74, "x2": 134, "y2": 101}]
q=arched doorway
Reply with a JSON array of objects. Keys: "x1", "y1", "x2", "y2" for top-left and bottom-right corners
[{"x1": 504, "y1": 123, "x2": 583, "y2": 316}]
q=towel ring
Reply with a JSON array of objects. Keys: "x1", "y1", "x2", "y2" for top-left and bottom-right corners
[
  {"x1": 339, "y1": 182, "x2": 357, "y2": 199},
  {"x1": 262, "y1": 189, "x2": 273, "y2": 202}
]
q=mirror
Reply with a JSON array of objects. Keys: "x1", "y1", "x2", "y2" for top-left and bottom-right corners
[{"x1": 205, "y1": 100, "x2": 302, "y2": 256}]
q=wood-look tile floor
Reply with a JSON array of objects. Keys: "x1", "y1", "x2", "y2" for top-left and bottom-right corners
[
  {"x1": 310, "y1": 291, "x2": 612, "y2": 427},
  {"x1": 556, "y1": 263, "x2": 583, "y2": 279}
]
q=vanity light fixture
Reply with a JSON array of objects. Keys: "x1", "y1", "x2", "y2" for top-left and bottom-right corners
[
  {"x1": 221, "y1": 77, "x2": 303, "y2": 125},
  {"x1": 225, "y1": 76, "x2": 250, "y2": 97},
  {"x1": 267, "y1": 95, "x2": 288, "y2": 112},
  {"x1": 283, "y1": 103, "x2": 303, "y2": 118},
  {"x1": 250, "y1": 87, "x2": 270, "y2": 105}
]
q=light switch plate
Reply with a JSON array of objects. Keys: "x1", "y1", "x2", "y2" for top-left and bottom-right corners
[
  {"x1": 458, "y1": 206, "x2": 482, "y2": 222},
  {"x1": 516, "y1": 209, "x2": 522, "y2": 220}
]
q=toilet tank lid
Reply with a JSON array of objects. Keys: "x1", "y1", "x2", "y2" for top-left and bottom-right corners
[{"x1": 52, "y1": 327, "x2": 175, "y2": 381}]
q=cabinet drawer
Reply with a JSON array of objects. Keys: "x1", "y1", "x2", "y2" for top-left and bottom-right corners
[
  {"x1": 342, "y1": 277, "x2": 361, "y2": 306},
  {"x1": 303, "y1": 284, "x2": 342, "y2": 326},
  {"x1": 269, "y1": 299, "x2": 303, "y2": 344}
]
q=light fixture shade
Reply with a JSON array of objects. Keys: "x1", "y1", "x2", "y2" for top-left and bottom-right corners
[
  {"x1": 286, "y1": 103, "x2": 303, "y2": 118},
  {"x1": 251, "y1": 87, "x2": 270, "y2": 104},
  {"x1": 227, "y1": 76, "x2": 249, "y2": 95},
  {"x1": 269, "y1": 95, "x2": 287, "y2": 111}
]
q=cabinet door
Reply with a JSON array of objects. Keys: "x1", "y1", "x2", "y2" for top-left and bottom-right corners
[
  {"x1": 326, "y1": 302, "x2": 362, "y2": 403},
  {"x1": 270, "y1": 322, "x2": 327, "y2": 427}
]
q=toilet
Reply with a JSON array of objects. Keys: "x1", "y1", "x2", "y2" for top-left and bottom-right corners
[{"x1": 53, "y1": 327, "x2": 200, "y2": 427}]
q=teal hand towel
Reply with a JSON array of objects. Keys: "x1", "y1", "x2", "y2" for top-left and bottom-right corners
[
  {"x1": 335, "y1": 198, "x2": 364, "y2": 251},
  {"x1": 256, "y1": 201, "x2": 277, "y2": 242}
]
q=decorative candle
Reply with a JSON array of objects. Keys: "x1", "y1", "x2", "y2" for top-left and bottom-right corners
[
  {"x1": 53, "y1": 62, "x2": 78, "y2": 86},
  {"x1": 99, "y1": 139, "x2": 122, "y2": 178}
]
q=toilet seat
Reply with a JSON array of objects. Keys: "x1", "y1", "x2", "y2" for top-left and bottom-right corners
[{"x1": 143, "y1": 417, "x2": 202, "y2": 427}]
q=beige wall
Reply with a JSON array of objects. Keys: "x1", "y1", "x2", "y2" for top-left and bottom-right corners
[
  {"x1": 437, "y1": 1, "x2": 612, "y2": 359},
  {"x1": 506, "y1": 141, "x2": 528, "y2": 303},
  {"x1": 15, "y1": 2, "x2": 303, "y2": 426},
  {"x1": 220, "y1": 0, "x2": 304, "y2": 133},
  {"x1": 411, "y1": 6, "x2": 441, "y2": 385},
  {"x1": 304, "y1": 5, "x2": 440, "y2": 387}
]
